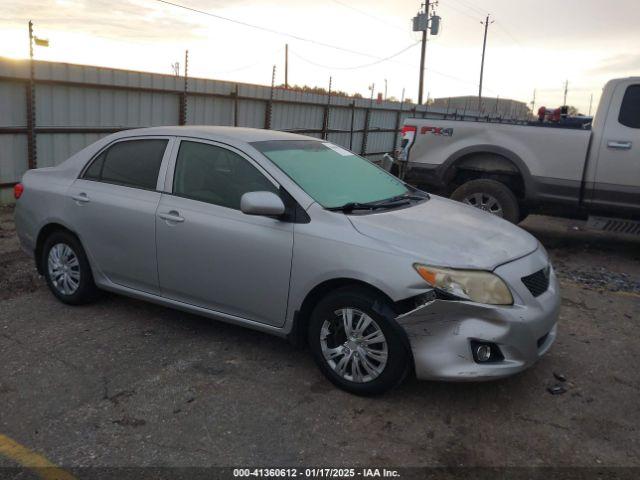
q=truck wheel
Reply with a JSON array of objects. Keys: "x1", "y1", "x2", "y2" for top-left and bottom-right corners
[{"x1": 451, "y1": 179, "x2": 520, "y2": 224}]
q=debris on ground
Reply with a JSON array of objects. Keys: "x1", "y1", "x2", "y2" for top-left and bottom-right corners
[
  {"x1": 553, "y1": 372, "x2": 567, "y2": 382},
  {"x1": 556, "y1": 267, "x2": 640, "y2": 293},
  {"x1": 547, "y1": 385, "x2": 568, "y2": 395}
]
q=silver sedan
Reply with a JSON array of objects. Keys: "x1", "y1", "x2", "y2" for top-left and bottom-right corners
[{"x1": 14, "y1": 126, "x2": 559, "y2": 395}]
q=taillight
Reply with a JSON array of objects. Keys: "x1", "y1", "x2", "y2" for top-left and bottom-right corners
[{"x1": 14, "y1": 183, "x2": 24, "y2": 199}]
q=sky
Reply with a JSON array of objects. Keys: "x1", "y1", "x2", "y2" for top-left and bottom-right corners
[{"x1": 1, "y1": 0, "x2": 639, "y2": 114}]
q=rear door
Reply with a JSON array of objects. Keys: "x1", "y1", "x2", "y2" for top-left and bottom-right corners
[
  {"x1": 155, "y1": 138, "x2": 294, "y2": 327},
  {"x1": 591, "y1": 81, "x2": 640, "y2": 216},
  {"x1": 66, "y1": 136, "x2": 172, "y2": 294}
]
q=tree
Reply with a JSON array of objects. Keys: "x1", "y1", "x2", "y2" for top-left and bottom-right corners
[{"x1": 567, "y1": 106, "x2": 581, "y2": 116}]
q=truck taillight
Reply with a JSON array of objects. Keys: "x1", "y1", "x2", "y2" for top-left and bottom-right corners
[{"x1": 14, "y1": 183, "x2": 24, "y2": 199}]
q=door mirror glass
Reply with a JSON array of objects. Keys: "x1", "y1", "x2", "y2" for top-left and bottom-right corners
[{"x1": 240, "y1": 191, "x2": 286, "y2": 217}]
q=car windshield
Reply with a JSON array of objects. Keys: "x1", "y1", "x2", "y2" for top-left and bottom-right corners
[{"x1": 252, "y1": 140, "x2": 410, "y2": 209}]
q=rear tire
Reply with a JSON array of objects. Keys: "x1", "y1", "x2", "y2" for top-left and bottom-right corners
[
  {"x1": 451, "y1": 178, "x2": 520, "y2": 224},
  {"x1": 308, "y1": 286, "x2": 410, "y2": 396},
  {"x1": 42, "y1": 231, "x2": 99, "y2": 305}
]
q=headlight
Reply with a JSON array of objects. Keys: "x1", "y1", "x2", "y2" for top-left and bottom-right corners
[{"x1": 414, "y1": 264, "x2": 513, "y2": 305}]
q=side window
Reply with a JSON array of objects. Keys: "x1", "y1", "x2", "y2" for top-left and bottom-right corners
[
  {"x1": 173, "y1": 141, "x2": 278, "y2": 210},
  {"x1": 82, "y1": 139, "x2": 168, "y2": 190},
  {"x1": 619, "y1": 85, "x2": 640, "y2": 129},
  {"x1": 83, "y1": 152, "x2": 105, "y2": 180}
]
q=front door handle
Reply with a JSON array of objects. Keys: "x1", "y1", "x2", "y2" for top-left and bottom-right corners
[
  {"x1": 71, "y1": 193, "x2": 90, "y2": 204},
  {"x1": 607, "y1": 140, "x2": 632, "y2": 150},
  {"x1": 158, "y1": 211, "x2": 185, "y2": 223}
]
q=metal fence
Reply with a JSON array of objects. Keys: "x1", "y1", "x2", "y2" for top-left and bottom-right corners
[{"x1": 0, "y1": 57, "x2": 496, "y2": 204}]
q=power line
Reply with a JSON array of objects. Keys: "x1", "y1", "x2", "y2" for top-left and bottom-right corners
[
  {"x1": 448, "y1": 0, "x2": 486, "y2": 17},
  {"x1": 151, "y1": 0, "x2": 498, "y2": 97},
  {"x1": 494, "y1": 21, "x2": 525, "y2": 47},
  {"x1": 292, "y1": 47, "x2": 497, "y2": 94},
  {"x1": 210, "y1": 47, "x2": 282, "y2": 75},
  {"x1": 328, "y1": 0, "x2": 407, "y2": 32},
  {"x1": 152, "y1": 0, "x2": 404, "y2": 61},
  {"x1": 441, "y1": 2, "x2": 480, "y2": 22},
  {"x1": 291, "y1": 41, "x2": 420, "y2": 71}
]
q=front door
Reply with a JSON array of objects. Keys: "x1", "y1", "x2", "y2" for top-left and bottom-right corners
[
  {"x1": 66, "y1": 137, "x2": 171, "y2": 294},
  {"x1": 591, "y1": 81, "x2": 640, "y2": 217},
  {"x1": 155, "y1": 139, "x2": 294, "y2": 327}
]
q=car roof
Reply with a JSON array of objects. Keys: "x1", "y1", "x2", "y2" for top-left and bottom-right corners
[{"x1": 113, "y1": 126, "x2": 320, "y2": 144}]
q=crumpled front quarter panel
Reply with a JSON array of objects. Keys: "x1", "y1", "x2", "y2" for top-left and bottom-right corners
[{"x1": 287, "y1": 204, "x2": 430, "y2": 322}]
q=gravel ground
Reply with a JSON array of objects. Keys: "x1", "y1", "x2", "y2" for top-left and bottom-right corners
[{"x1": 0, "y1": 206, "x2": 639, "y2": 472}]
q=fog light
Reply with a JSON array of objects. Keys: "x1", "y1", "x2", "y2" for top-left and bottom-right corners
[
  {"x1": 476, "y1": 345, "x2": 492, "y2": 362},
  {"x1": 470, "y1": 341, "x2": 504, "y2": 363}
]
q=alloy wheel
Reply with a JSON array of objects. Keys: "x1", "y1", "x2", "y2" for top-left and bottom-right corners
[{"x1": 463, "y1": 192, "x2": 504, "y2": 217}]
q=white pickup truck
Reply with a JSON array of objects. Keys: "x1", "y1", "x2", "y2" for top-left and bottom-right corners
[{"x1": 398, "y1": 77, "x2": 640, "y2": 231}]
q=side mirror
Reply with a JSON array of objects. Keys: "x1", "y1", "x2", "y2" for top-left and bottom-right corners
[{"x1": 240, "y1": 191, "x2": 286, "y2": 217}]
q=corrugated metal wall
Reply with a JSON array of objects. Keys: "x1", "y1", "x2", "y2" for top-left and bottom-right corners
[{"x1": 0, "y1": 57, "x2": 496, "y2": 204}]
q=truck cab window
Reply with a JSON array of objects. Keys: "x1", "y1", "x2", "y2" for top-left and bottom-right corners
[{"x1": 619, "y1": 85, "x2": 640, "y2": 129}]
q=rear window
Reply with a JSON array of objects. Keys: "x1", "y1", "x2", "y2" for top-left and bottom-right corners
[
  {"x1": 83, "y1": 139, "x2": 168, "y2": 190},
  {"x1": 619, "y1": 85, "x2": 640, "y2": 129}
]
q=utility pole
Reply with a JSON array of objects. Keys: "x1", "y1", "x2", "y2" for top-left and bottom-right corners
[
  {"x1": 28, "y1": 20, "x2": 36, "y2": 169},
  {"x1": 563, "y1": 80, "x2": 569, "y2": 106},
  {"x1": 285, "y1": 43, "x2": 289, "y2": 89},
  {"x1": 29, "y1": 20, "x2": 34, "y2": 64},
  {"x1": 413, "y1": 1, "x2": 440, "y2": 105},
  {"x1": 588, "y1": 93, "x2": 593, "y2": 116},
  {"x1": 531, "y1": 89, "x2": 536, "y2": 114},
  {"x1": 478, "y1": 14, "x2": 493, "y2": 111},
  {"x1": 417, "y1": 1, "x2": 429, "y2": 105},
  {"x1": 179, "y1": 49, "x2": 189, "y2": 125},
  {"x1": 26, "y1": 21, "x2": 48, "y2": 169},
  {"x1": 384, "y1": 79, "x2": 388, "y2": 101}
]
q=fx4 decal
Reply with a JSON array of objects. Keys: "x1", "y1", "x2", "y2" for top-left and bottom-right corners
[{"x1": 419, "y1": 126, "x2": 454, "y2": 137}]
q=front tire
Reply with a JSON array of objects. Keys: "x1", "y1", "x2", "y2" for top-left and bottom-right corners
[
  {"x1": 308, "y1": 286, "x2": 410, "y2": 396},
  {"x1": 451, "y1": 178, "x2": 520, "y2": 224},
  {"x1": 42, "y1": 231, "x2": 99, "y2": 305}
]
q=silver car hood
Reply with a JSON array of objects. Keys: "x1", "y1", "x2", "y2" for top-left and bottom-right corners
[{"x1": 348, "y1": 195, "x2": 538, "y2": 271}]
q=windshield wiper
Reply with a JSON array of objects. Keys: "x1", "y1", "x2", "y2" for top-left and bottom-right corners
[
  {"x1": 326, "y1": 202, "x2": 390, "y2": 212},
  {"x1": 382, "y1": 191, "x2": 429, "y2": 203},
  {"x1": 327, "y1": 199, "x2": 411, "y2": 212}
]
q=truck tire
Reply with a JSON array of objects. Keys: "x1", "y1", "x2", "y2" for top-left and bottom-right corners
[{"x1": 451, "y1": 179, "x2": 520, "y2": 224}]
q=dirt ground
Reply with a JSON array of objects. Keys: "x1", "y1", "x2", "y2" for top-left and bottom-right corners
[{"x1": 0, "y1": 205, "x2": 639, "y2": 472}]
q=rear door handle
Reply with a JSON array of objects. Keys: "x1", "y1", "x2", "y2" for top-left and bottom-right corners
[
  {"x1": 158, "y1": 211, "x2": 185, "y2": 223},
  {"x1": 71, "y1": 193, "x2": 90, "y2": 204},
  {"x1": 607, "y1": 140, "x2": 632, "y2": 150}
]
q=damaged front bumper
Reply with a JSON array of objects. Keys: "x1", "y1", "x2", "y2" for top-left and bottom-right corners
[{"x1": 397, "y1": 249, "x2": 560, "y2": 381}]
